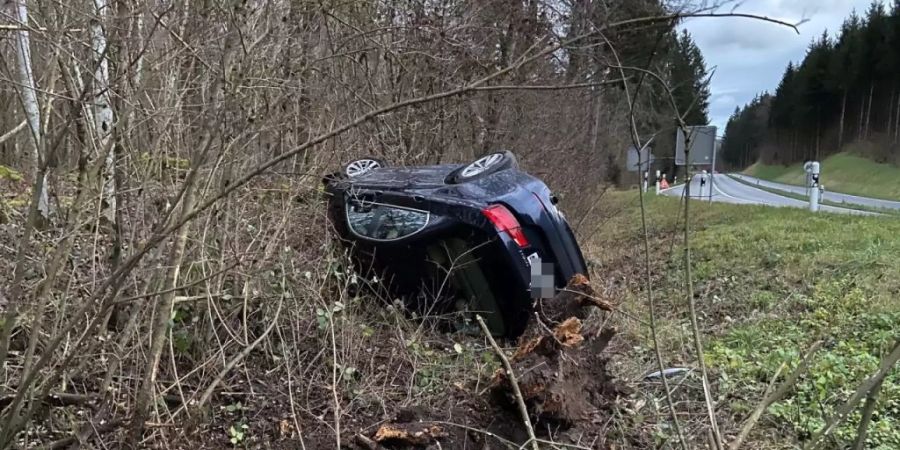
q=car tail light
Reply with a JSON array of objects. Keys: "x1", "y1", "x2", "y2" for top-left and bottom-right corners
[{"x1": 482, "y1": 204, "x2": 529, "y2": 247}]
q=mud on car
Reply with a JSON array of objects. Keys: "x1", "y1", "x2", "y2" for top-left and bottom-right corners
[{"x1": 322, "y1": 151, "x2": 588, "y2": 337}]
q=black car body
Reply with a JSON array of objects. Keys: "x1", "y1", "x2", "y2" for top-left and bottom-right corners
[{"x1": 322, "y1": 152, "x2": 588, "y2": 337}]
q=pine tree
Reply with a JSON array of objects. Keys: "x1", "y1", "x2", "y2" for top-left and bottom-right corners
[
  {"x1": 668, "y1": 30, "x2": 710, "y2": 125},
  {"x1": 725, "y1": 3, "x2": 900, "y2": 167},
  {"x1": 830, "y1": 13, "x2": 863, "y2": 147}
]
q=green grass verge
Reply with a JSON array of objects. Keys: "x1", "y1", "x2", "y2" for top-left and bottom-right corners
[
  {"x1": 584, "y1": 190, "x2": 900, "y2": 448},
  {"x1": 745, "y1": 152, "x2": 900, "y2": 201}
]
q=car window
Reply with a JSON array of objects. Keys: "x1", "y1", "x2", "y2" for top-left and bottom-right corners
[{"x1": 346, "y1": 200, "x2": 429, "y2": 241}]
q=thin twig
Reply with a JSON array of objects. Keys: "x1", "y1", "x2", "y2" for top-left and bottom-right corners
[
  {"x1": 431, "y1": 421, "x2": 518, "y2": 449},
  {"x1": 475, "y1": 315, "x2": 540, "y2": 450},
  {"x1": 730, "y1": 340, "x2": 823, "y2": 450},
  {"x1": 329, "y1": 291, "x2": 342, "y2": 448},
  {"x1": 197, "y1": 294, "x2": 285, "y2": 408},
  {"x1": 681, "y1": 129, "x2": 724, "y2": 450},
  {"x1": 471, "y1": 79, "x2": 627, "y2": 92},
  {"x1": 805, "y1": 340, "x2": 900, "y2": 449},
  {"x1": 0, "y1": 120, "x2": 26, "y2": 145},
  {"x1": 39, "y1": 419, "x2": 124, "y2": 449},
  {"x1": 597, "y1": 29, "x2": 689, "y2": 450},
  {"x1": 851, "y1": 377, "x2": 884, "y2": 450},
  {"x1": 112, "y1": 261, "x2": 241, "y2": 305}
]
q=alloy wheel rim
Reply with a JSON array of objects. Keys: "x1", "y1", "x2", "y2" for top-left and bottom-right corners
[
  {"x1": 461, "y1": 153, "x2": 503, "y2": 178},
  {"x1": 345, "y1": 159, "x2": 382, "y2": 177}
]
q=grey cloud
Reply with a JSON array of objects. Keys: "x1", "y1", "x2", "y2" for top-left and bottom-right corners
[
  {"x1": 682, "y1": 0, "x2": 872, "y2": 131},
  {"x1": 687, "y1": 19, "x2": 797, "y2": 51}
]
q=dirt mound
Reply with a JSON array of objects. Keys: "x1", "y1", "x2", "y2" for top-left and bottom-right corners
[{"x1": 357, "y1": 275, "x2": 625, "y2": 449}]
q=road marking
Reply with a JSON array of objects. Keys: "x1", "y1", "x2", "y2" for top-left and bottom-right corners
[{"x1": 713, "y1": 177, "x2": 745, "y2": 202}]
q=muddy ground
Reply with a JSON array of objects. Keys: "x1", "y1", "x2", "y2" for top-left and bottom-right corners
[
  {"x1": 3, "y1": 230, "x2": 632, "y2": 450},
  {"x1": 176, "y1": 275, "x2": 632, "y2": 450}
]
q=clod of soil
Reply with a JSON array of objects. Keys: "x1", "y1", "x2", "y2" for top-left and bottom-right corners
[
  {"x1": 492, "y1": 274, "x2": 624, "y2": 444},
  {"x1": 535, "y1": 273, "x2": 614, "y2": 323}
]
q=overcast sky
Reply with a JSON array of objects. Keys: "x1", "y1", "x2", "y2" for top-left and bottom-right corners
[{"x1": 681, "y1": 0, "x2": 874, "y2": 134}]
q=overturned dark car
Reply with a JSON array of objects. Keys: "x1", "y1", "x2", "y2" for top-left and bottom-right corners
[{"x1": 322, "y1": 151, "x2": 588, "y2": 337}]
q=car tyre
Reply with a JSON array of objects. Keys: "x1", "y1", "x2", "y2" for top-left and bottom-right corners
[
  {"x1": 447, "y1": 151, "x2": 517, "y2": 184},
  {"x1": 343, "y1": 157, "x2": 386, "y2": 178}
]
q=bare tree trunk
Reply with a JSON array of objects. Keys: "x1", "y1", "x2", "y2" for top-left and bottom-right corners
[
  {"x1": 129, "y1": 184, "x2": 196, "y2": 446},
  {"x1": 837, "y1": 90, "x2": 846, "y2": 149},
  {"x1": 132, "y1": 1, "x2": 249, "y2": 442},
  {"x1": 858, "y1": 96, "x2": 866, "y2": 140},
  {"x1": 815, "y1": 112, "x2": 820, "y2": 160},
  {"x1": 887, "y1": 85, "x2": 896, "y2": 139},
  {"x1": 12, "y1": 0, "x2": 50, "y2": 223},
  {"x1": 791, "y1": 131, "x2": 797, "y2": 162},
  {"x1": 589, "y1": 89, "x2": 603, "y2": 172},
  {"x1": 894, "y1": 90, "x2": 900, "y2": 144},
  {"x1": 92, "y1": 0, "x2": 116, "y2": 226},
  {"x1": 864, "y1": 82, "x2": 874, "y2": 139}
]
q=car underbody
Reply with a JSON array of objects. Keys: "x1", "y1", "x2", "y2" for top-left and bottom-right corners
[{"x1": 323, "y1": 152, "x2": 588, "y2": 337}]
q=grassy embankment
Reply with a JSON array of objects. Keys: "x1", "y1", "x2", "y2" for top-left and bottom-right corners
[
  {"x1": 745, "y1": 152, "x2": 900, "y2": 201},
  {"x1": 583, "y1": 190, "x2": 900, "y2": 448}
]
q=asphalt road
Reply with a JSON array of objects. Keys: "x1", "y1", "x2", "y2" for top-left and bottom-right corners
[
  {"x1": 660, "y1": 174, "x2": 874, "y2": 215},
  {"x1": 730, "y1": 173, "x2": 900, "y2": 211}
]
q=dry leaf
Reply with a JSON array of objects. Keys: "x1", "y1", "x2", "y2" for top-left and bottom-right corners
[{"x1": 553, "y1": 317, "x2": 584, "y2": 347}]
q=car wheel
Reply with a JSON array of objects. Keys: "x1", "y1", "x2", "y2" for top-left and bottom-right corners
[
  {"x1": 344, "y1": 157, "x2": 385, "y2": 177},
  {"x1": 447, "y1": 151, "x2": 517, "y2": 183}
]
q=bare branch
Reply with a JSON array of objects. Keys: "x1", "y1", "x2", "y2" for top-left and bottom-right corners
[
  {"x1": 805, "y1": 340, "x2": 900, "y2": 449},
  {"x1": 0, "y1": 120, "x2": 26, "y2": 145},
  {"x1": 476, "y1": 315, "x2": 539, "y2": 450},
  {"x1": 730, "y1": 340, "x2": 823, "y2": 450}
]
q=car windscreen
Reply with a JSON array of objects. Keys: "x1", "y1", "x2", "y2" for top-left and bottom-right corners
[{"x1": 346, "y1": 200, "x2": 430, "y2": 241}]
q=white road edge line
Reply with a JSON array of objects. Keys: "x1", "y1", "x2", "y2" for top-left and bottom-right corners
[
  {"x1": 713, "y1": 177, "x2": 746, "y2": 202},
  {"x1": 727, "y1": 175, "x2": 871, "y2": 214}
]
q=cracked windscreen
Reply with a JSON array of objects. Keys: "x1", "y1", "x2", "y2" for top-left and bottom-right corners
[{"x1": 346, "y1": 200, "x2": 429, "y2": 241}]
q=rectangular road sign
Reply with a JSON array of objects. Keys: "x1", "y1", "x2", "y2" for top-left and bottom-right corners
[
  {"x1": 626, "y1": 145, "x2": 654, "y2": 172},
  {"x1": 675, "y1": 126, "x2": 717, "y2": 166}
]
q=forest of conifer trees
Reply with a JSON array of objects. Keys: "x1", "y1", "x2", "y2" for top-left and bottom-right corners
[{"x1": 721, "y1": 1, "x2": 900, "y2": 168}]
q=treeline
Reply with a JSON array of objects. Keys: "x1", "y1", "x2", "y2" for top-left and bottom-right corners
[{"x1": 721, "y1": 1, "x2": 900, "y2": 167}]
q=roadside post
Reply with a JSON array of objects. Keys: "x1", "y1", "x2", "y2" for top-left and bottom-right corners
[
  {"x1": 709, "y1": 139, "x2": 718, "y2": 202},
  {"x1": 804, "y1": 161, "x2": 821, "y2": 212},
  {"x1": 700, "y1": 170, "x2": 708, "y2": 198},
  {"x1": 643, "y1": 171, "x2": 649, "y2": 193},
  {"x1": 655, "y1": 170, "x2": 661, "y2": 195}
]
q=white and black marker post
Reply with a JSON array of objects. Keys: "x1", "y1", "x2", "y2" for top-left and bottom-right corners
[
  {"x1": 804, "y1": 161, "x2": 821, "y2": 212},
  {"x1": 643, "y1": 171, "x2": 649, "y2": 193},
  {"x1": 700, "y1": 170, "x2": 708, "y2": 198},
  {"x1": 709, "y1": 140, "x2": 717, "y2": 202},
  {"x1": 655, "y1": 170, "x2": 661, "y2": 195}
]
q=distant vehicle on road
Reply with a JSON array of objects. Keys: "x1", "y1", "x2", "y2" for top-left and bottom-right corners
[{"x1": 322, "y1": 151, "x2": 588, "y2": 337}]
